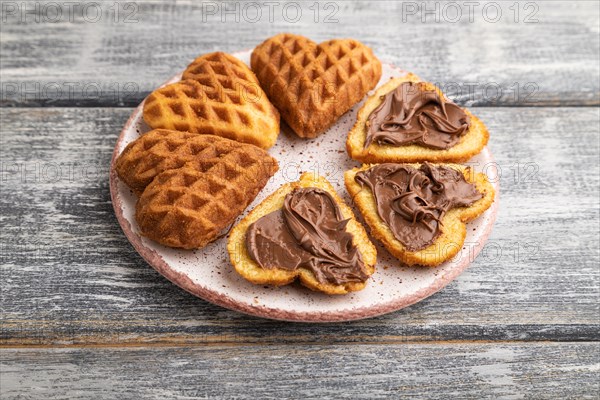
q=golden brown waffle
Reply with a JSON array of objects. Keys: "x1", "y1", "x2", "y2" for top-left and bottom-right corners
[
  {"x1": 346, "y1": 75, "x2": 490, "y2": 163},
  {"x1": 345, "y1": 164, "x2": 495, "y2": 267},
  {"x1": 143, "y1": 52, "x2": 280, "y2": 149},
  {"x1": 227, "y1": 172, "x2": 377, "y2": 295},
  {"x1": 116, "y1": 129, "x2": 279, "y2": 249},
  {"x1": 116, "y1": 129, "x2": 206, "y2": 194},
  {"x1": 251, "y1": 33, "x2": 382, "y2": 138}
]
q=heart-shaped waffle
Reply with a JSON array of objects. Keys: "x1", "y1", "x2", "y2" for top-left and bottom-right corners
[
  {"x1": 116, "y1": 129, "x2": 279, "y2": 249},
  {"x1": 251, "y1": 33, "x2": 382, "y2": 138},
  {"x1": 143, "y1": 52, "x2": 280, "y2": 149}
]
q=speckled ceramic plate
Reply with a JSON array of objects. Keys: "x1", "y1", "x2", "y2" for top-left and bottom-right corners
[{"x1": 110, "y1": 50, "x2": 499, "y2": 322}]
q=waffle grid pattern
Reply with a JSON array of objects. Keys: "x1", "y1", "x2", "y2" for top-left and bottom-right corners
[
  {"x1": 143, "y1": 52, "x2": 280, "y2": 149},
  {"x1": 116, "y1": 130, "x2": 278, "y2": 249},
  {"x1": 251, "y1": 33, "x2": 382, "y2": 138}
]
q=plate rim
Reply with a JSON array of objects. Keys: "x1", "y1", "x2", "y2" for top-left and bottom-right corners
[{"x1": 109, "y1": 55, "x2": 500, "y2": 323}]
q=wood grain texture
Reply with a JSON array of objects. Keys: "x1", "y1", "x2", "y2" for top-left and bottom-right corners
[
  {"x1": 1, "y1": 107, "x2": 598, "y2": 345},
  {"x1": 1, "y1": 1, "x2": 599, "y2": 107},
  {"x1": 2, "y1": 2, "x2": 598, "y2": 396},
  {"x1": 1, "y1": 343, "x2": 599, "y2": 399}
]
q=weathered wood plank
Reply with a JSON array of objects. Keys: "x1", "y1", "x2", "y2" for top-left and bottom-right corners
[
  {"x1": 1, "y1": 1, "x2": 599, "y2": 107},
  {"x1": 1, "y1": 343, "x2": 599, "y2": 399},
  {"x1": 0, "y1": 107, "x2": 598, "y2": 345}
]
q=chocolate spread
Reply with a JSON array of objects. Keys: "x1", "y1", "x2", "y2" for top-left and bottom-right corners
[
  {"x1": 246, "y1": 187, "x2": 369, "y2": 285},
  {"x1": 364, "y1": 82, "x2": 470, "y2": 150},
  {"x1": 355, "y1": 163, "x2": 482, "y2": 251}
]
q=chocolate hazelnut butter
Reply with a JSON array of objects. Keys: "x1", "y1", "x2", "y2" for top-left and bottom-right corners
[
  {"x1": 365, "y1": 82, "x2": 470, "y2": 150},
  {"x1": 246, "y1": 187, "x2": 369, "y2": 285},
  {"x1": 355, "y1": 163, "x2": 482, "y2": 251}
]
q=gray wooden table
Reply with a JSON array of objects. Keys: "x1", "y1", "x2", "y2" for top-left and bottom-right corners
[{"x1": 1, "y1": 1, "x2": 599, "y2": 398}]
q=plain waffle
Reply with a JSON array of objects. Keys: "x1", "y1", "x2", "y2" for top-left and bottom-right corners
[
  {"x1": 143, "y1": 52, "x2": 280, "y2": 149},
  {"x1": 116, "y1": 129, "x2": 278, "y2": 249},
  {"x1": 251, "y1": 33, "x2": 382, "y2": 138}
]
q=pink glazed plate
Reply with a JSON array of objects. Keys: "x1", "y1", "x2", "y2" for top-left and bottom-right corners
[{"x1": 109, "y1": 50, "x2": 499, "y2": 322}]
